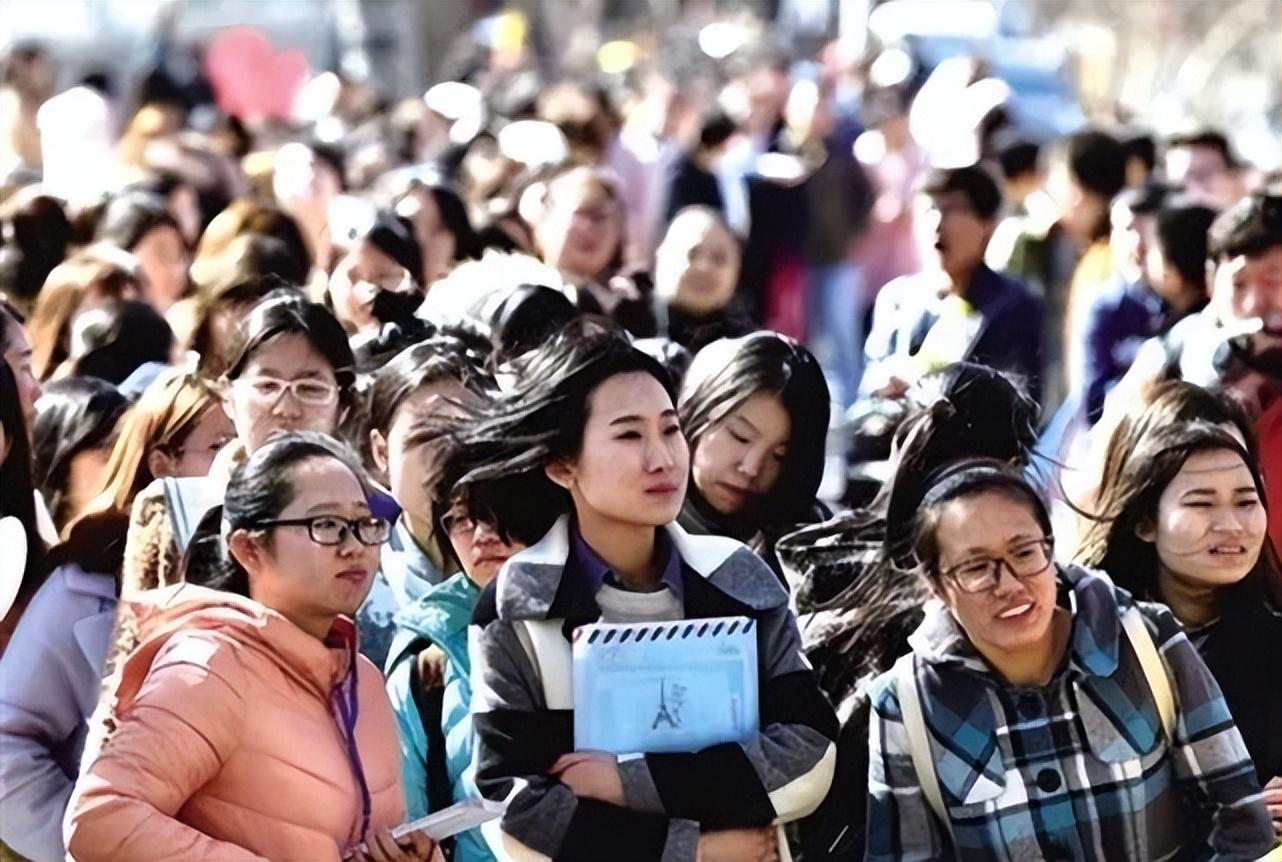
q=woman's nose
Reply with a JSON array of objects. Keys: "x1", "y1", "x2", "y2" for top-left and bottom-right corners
[{"x1": 645, "y1": 435, "x2": 675, "y2": 471}]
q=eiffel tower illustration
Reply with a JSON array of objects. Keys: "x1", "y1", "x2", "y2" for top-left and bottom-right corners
[{"x1": 652, "y1": 678, "x2": 680, "y2": 730}]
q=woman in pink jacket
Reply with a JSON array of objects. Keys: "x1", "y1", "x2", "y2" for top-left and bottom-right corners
[{"x1": 66, "y1": 433, "x2": 440, "y2": 862}]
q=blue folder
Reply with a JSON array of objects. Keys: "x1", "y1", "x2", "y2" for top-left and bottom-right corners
[{"x1": 572, "y1": 616, "x2": 759, "y2": 755}]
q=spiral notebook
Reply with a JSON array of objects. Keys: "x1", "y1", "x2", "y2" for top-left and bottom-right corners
[{"x1": 572, "y1": 616, "x2": 758, "y2": 755}]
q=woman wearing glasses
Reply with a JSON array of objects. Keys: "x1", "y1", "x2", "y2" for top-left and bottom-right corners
[
  {"x1": 67, "y1": 433, "x2": 439, "y2": 862},
  {"x1": 864, "y1": 459, "x2": 1276, "y2": 861},
  {"x1": 121, "y1": 290, "x2": 354, "y2": 593}
]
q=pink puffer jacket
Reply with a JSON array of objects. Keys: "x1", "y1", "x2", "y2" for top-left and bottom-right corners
[{"x1": 66, "y1": 583, "x2": 405, "y2": 861}]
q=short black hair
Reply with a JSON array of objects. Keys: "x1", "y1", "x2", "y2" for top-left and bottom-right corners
[
  {"x1": 1167, "y1": 129, "x2": 1236, "y2": 170},
  {"x1": 996, "y1": 139, "x2": 1040, "y2": 182},
  {"x1": 698, "y1": 111, "x2": 738, "y2": 151},
  {"x1": 921, "y1": 164, "x2": 1004, "y2": 220},
  {"x1": 1122, "y1": 132, "x2": 1157, "y2": 175},
  {"x1": 1065, "y1": 129, "x2": 1128, "y2": 201},
  {"x1": 1155, "y1": 196, "x2": 1217, "y2": 289},
  {"x1": 1208, "y1": 193, "x2": 1282, "y2": 261}
]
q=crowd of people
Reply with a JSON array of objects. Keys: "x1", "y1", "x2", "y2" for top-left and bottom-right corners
[{"x1": 0, "y1": 25, "x2": 1280, "y2": 862}]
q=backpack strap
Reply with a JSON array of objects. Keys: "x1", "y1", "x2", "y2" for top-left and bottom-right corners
[
  {"x1": 515, "y1": 619, "x2": 574, "y2": 710},
  {"x1": 891, "y1": 654, "x2": 954, "y2": 842},
  {"x1": 1119, "y1": 606, "x2": 1176, "y2": 741}
]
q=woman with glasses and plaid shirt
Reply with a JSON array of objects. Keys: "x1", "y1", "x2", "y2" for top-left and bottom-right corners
[
  {"x1": 66, "y1": 433, "x2": 440, "y2": 862},
  {"x1": 864, "y1": 458, "x2": 1277, "y2": 861}
]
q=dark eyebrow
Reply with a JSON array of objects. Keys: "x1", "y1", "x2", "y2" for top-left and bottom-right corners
[
  {"x1": 609, "y1": 409, "x2": 678, "y2": 427},
  {"x1": 1179, "y1": 488, "x2": 1217, "y2": 496}
]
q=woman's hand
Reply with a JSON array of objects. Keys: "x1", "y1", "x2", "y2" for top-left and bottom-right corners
[
  {"x1": 416, "y1": 645, "x2": 448, "y2": 689},
  {"x1": 1263, "y1": 775, "x2": 1282, "y2": 836},
  {"x1": 549, "y1": 751, "x2": 624, "y2": 806},
  {"x1": 347, "y1": 827, "x2": 443, "y2": 862},
  {"x1": 696, "y1": 827, "x2": 778, "y2": 862}
]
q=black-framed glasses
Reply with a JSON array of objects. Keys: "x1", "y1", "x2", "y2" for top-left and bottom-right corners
[
  {"x1": 940, "y1": 538, "x2": 1054, "y2": 594},
  {"x1": 253, "y1": 515, "x2": 392, "y2": 547}
]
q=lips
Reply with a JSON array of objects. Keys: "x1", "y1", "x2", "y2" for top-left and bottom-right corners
[
  {"x1": 646, "y1": 482, "x2": 680, "y2": 495},
  {"x1": 336, "y1": 569, "x2": 369, "y2": 583}
]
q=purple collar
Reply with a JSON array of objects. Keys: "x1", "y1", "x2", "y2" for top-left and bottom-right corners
[{"x1": 569, "y1": 523, "x2": 685, "y2": 603}]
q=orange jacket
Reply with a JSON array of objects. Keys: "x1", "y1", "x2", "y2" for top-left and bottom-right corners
[{"x1": 66, "y1": 583, "x2": 405, "y2": 861}]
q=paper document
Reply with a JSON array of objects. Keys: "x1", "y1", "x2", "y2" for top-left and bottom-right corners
[{"x1": 573, "y1": 616, "x2": 759, "y2": 754}]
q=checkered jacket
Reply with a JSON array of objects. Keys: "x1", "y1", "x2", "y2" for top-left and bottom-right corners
[{"x1": 865, "y1": 566, "x2": 1277, "y2": 861}]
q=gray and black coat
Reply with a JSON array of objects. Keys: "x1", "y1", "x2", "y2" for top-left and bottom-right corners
[{"x1": 468, "y1": 516, "x2": 838, "y2": 862}]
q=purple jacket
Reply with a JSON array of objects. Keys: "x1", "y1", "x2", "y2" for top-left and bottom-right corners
[{"x1": 0, "y1": 565, "x2": 116, "y2": 861}]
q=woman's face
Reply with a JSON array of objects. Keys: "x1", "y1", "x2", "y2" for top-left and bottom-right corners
[
  {"x1": 132, "y1": 224, "x2": 190, "y2": 313},
  {"x1": 691, "y1": 391, "x2": 789, "y2": 517},
  {"x1": 159, "y1": 404, "x2": 235, "y2": 478},
  {"x1": 63, "y1": 438, "x2": 114, "y2": 526},
  {"x1": 3, "y1": 318, "x2": 43, "y2": 432},
  {"x1": 371, "y1": 380, "x2": 470, "y2": 533},
  {"x1": 442, "y1": 502, "x2": 525, "y2": 588},
  {"x1": 551, "y1": 371, "x2": 689, "y2": 529},
  {"x1": 328, "y1": 240, "x2": 415, "y2": 333},
  {"x1": 535, "y1": 173, "x2": 621, "y2": 280},
  {"x1": 224, "y1": 333, "x2": 342, "y2": 452},
  {"x1": 932, "y1": 490, "x2": 1059, "y2": 660},
  {"x1": 400, "y1": 188, "x2": 457, "y2": 285},
  {"x1": 238, "y1": 456, "x2": 382, "y2": 629},
  {"x1": 1144, "y1": 448, "x2": 1268, "y2": 592},
  {"x1": 655, "y1": 214, "x2": 740, "y2": 315}
]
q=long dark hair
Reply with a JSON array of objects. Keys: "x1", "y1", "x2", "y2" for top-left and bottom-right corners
[
  {"x1": 1076, "y1": 380, "x2": 1255, "y2": 562},
  {"x1": 431, "y1": 318, "x2": 675, "y2": 545},
  {"x1": 1082, "y1": 420, "x2": 1275, "y2": 612},
  {"x1": 31, "y1": 377, "x2": 129, "y2": 532},
  {"x1": 0, "y1": 359, "x2": 43, "y2": 598},
  {"x1": 95, "y1": 191, "x2": 182, "y2": 252},
  {"x1": 361, "y1": 332, "x2": 495, "y2": 473},
  {"x1": 394, "y1": 177, "x2": 482, "y2": 263},
  {"x1": 882, "y1": 362, "x2": 1042, "y2": 565},
  {"x1": 187, "y1": 432, "x2": 371, "y2": 596},
  {"x1": 679, "y1": 333, "x2": 830, "y2": 538}
]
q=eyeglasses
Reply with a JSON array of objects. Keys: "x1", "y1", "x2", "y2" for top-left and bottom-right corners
[
  {"x1": 939, "y1": 538, "x2": 1054, "y2": 594},
  {"x1": 441, "y1": 511, "x2": 477, "y2": 536},
  {"x1": 235, "y1": 376, "x2": 338, "y2": 406},
  {"x1": 253, "y1": 515, "x2": 392, "y2": 546}
]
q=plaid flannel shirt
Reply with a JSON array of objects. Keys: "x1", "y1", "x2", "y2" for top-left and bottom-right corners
[{"x1": 866, "y1": 565, "x2": 1277, "y2": 861}]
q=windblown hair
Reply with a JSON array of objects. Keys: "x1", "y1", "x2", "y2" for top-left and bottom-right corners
[{"x1": 428, "y1": 318, "x2": 674, "y2": 546}]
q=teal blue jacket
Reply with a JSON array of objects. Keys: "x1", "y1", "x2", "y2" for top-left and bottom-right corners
[{"x1": 386, "y1": 572, "x2": 494, "y2": 862}]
